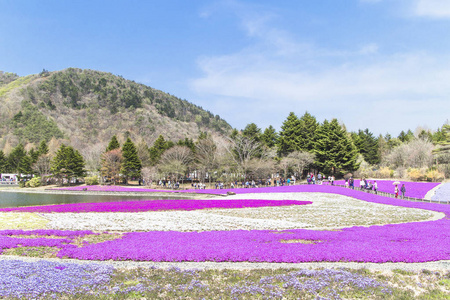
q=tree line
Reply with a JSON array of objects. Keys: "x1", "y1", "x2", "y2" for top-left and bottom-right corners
[{"x1": 1, "y1": 111, "x2": 449, "y2": 186}]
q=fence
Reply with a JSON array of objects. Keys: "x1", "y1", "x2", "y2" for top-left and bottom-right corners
[
  {"x1": 0, "y1": 181, "x2": 19, "y2": 186},
  {"x1": 332, "y1": 183, "x2": 449, "y2": 205}
]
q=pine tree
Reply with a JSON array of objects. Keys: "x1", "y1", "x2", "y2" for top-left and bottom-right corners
[
  {"x1": 0, "y1": 150, "x2": 7, "y2": 172},
  {"x1": 242, "y1": 123, "x2": 262, "y2": 142},
  {"x1": 314, "y1": 119, "x2": 359, "y2": 175},
  {"x1": 352, "y1": 129, "x2": 380, "y2": 165},
  {"x1": 261, "y1": 126, "x2": 278, "y2": 148},
  {"x1": 18, "y1": 155, "x2": 33, "y2": 177},
  {"x1": 37, "y1": 140, "x2": 49, "y2": 156},
  {"x1": 106, "y1": 135, "x2": 121, "y2": 152},
  {"x1": 29, "y1": 148, "x2": 40, "y2": 163},
  {"x1": 121, "y1": 138, "x2": 142, "y2": 183},
  {"x1": 298, "y1": 112, "x2": 318, "y2": 152},
  {"x1": 51, "y1": 145, "x2": 86, "y2": 185},
  {"x1": 7, "y1": 143, "x2": 27, "y2": 173},
  {"x1": 277, "y1": 112, "x2": 302, "y2": 156},
  {"x1": 149, "y1": 135, "x2": 168, "y2": 165}
]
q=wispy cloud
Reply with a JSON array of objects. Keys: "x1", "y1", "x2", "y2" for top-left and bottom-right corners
[
  {"x1": 190, "y1": 1, "x2": 450, "y2": 134},
  {"x1": 413, "y1": 0, "x2": 450, "y2": 18}
]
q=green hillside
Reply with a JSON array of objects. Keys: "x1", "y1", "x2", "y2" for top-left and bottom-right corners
[{"x1": 0, "y1": 68, "x2": 231, "y2": 151}]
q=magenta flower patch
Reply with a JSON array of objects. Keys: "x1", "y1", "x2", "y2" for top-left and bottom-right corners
[
  {"x1": 0, "y1": 199, "x2": 310, "y2": 213},
  {"x1": 2, "y1": 184, "x2": 449, "y2": 263},
  {"x1": 53, "y1": 188, "x2": 450, "y2": 263}
]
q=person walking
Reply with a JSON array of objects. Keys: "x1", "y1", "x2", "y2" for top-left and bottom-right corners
[
  {"x1": 401, "y1": 184, "x2": 406, "y2": 199},
  {"x1": 395, "y1": 185, "x2": 399, "y2": 198},
  {"x1": 373, "y1": 181, "x2": 378, "y2": 194}
]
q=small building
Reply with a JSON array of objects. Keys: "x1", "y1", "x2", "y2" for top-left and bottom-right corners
[{"x1": 0, "y1": 173, "x2": 18, "y2": 184}]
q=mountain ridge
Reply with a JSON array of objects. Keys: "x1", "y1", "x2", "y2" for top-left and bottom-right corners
[{"x1": 0, "y1": 68, "x2": 231, "y2": 153}]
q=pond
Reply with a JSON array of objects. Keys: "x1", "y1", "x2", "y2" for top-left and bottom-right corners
[{"x1": 0, "y1": 191, "x2": 194, "y2": 208}]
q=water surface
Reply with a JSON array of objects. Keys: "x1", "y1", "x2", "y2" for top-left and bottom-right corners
[{"x1": 0, "y1": 191, "x2": 191, "y2": 208}]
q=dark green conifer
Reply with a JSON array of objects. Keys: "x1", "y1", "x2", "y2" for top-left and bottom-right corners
[
  {"x1": 149, "y1": 135, "x2": 168, "y2": 165},
  {"x1": 106, "y1": 135, "x2": 121, "y2": 152},
  {"x1": 0, "y1": 150, "x2": 7, "y2": 172},
  {"x1": 121, "y1": 138, "x2": 142, "y2": 183},
  {"x1": 298, "y1": 112, "x2": 318, "y2": 152},
  {"x1": 242, "y1": 123, "x2": 262, "y2": 142},
  {"x1": 7, "y1": 144, "x2": 27, "y2": 173},
  {"x1": 277, "y1": 112, "x2": 302, "y2": 156},
  {"x1": 38, "y1": 140, "x2": 49, "y2": 155},
  {"x1": 314, "y1": 119, "x2": 359, "y2": 175},
  {"x1": 261, "y1": 126, "x2": 278, "y2": 148},
  {"x1": 352, "y1": 128, "x2": 380, "y2": 165},
  {"x1": 51, "y1": 145, "x2": 86, "y2": 184}
]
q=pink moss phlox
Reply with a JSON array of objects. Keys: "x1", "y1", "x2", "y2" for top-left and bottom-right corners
[{"x1": 0, "y1": 200, "x2": 311, "y2": 213}]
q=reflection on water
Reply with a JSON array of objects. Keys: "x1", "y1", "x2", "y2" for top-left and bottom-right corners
[{"x1": 0, "y1": 192, "x2": 191, "y2": 208}]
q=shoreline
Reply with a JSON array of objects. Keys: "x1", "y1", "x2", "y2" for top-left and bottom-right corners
[{"x1": 0, "y1": 187, "x2": 219, "y2": 199}]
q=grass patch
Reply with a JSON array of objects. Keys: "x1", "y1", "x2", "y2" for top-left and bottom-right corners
[
  {"x1": 3, "y1": 246, "x2": 59, "y2": 258},
  {"x1": 0, "y1": 212, "x2": 49, "y2": 230},
  {"x1": 73, "y1": 232, "x2": 123, "y2": 246}
]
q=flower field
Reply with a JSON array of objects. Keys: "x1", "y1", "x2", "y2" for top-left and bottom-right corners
[{"x1": 1, "y1": 182, "x2": 450, "y2": 298}]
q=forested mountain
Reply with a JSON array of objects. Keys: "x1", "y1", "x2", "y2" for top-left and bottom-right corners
[{"x1": 0, "y1": 68, "x2": 231, "y2": 153}]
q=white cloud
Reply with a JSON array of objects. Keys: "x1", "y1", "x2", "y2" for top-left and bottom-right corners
[
  {"x1": 413, "y1": 0, "x2": 450, "y2": 18},
  {"x1": 189, "y1": 1, "x2": 450, "y2": 135}
]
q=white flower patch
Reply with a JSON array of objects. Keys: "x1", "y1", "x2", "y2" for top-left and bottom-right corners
[{"x1": 41, "y1": 193, "x2": 443, "y2": 232}]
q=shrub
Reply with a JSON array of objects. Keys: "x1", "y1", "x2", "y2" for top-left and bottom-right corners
[
  {"x1": 407, "y1": 168, "x2": 426, "y2": 181},
  {"x1": 376, "y1": 167, "x2": 392, "y2": 179},
  {"x1": 25, "y1": 177, "x2": 41, "y2": 188},
  {"x1": 426, "y1": 169, "x2": 445, "y2": 182},
  {"x1": 84, "y1": 176, "x2": 99, "y2": 185}
]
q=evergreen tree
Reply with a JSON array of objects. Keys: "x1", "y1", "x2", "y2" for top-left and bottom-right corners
[
  {"x1": 7, "y1": 144, "x2": 27, "y2": 173},
  {"x1": 106, "y1": 135, "x2": 121, "y2": 152},
  {"x1": 121, "y1": 137, "x2": 142, "y2": 183},
  {"x1": 177, "y1": 138, "x2": 196, "y2": 153},
  {"x1": 398, "y1": 130, "x2": 414, "y2": 143},
  {"x1": 297, "y1": 111, "x2": 318, "y2": 152},
  {"x1": 261, "y1": 125, "x2": 278, "y2": 148},
  {"x1": 37, "y1": 140, "x2": 49, "y2": 156},
  {"x1": 0, "y1": 150, "x2": 7, "y2": 173},
  {"x1": 314, "y1": 119, "x2": 359, "y2": 175},
  {"x1": 18, "y1": 155, "x2": 33, "y2": 177},
  {"x1": 242, "y1": 123, "x2": 262, "y2": 142},
  {"x1": 230, "y1": 128, "x2": 239, "y2": 140},
  {"x1": 352, "y1": 128, "x2": 380, "y2": 165},
  {"x1": 51, "y1": 145, "x2": 86, "y2": 185},
  {"x1": 29, "y1": 148, "x2": 40, "y2": 163},
  {"x1": 277, "y1": 112, "x2": 302, "y2": 156},
  {"x1": 149, "y1": 135, "x2": 169, "y2": 165}
]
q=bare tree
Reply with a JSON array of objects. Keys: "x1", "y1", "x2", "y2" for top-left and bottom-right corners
[
  {"x1": 32, "y1": 154, "x2": 51, "y2": 185},
  {"x1": 287, "y1": 151, "x2": 315, "y2": 179},
  {"x1": 136, "y1": 140, "x2": 151, "y2": 167},
  {"x1": 383, "y1": 139, "x2": 434, "y2": 169},
  {"x1": 195, "y1": 136, "x2": 219, "y2": 184},
  {"x1": 223, "y1": 135, "x2": 263, "y2": 179},
  {"x1": 100, "y1": 149, "x2": 123, "y2": 184},
  {"x1": 141, "y1": 166, "x2": 159, "y2": 186},
  {"x1": 80, "y1": 142, "x2": 105, "y2": 173},
  {"x1": 158, "y1": 146, "x2": 193, "y2": 183}
]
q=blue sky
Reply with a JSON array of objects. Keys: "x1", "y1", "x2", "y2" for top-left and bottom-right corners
[{"x1": 1, "y1": 0, "x2": 449, "y2": 136}]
